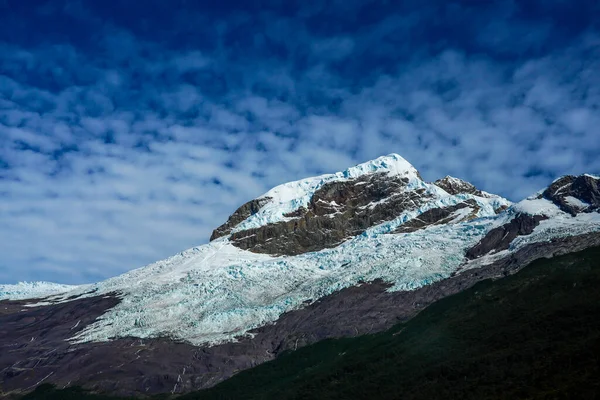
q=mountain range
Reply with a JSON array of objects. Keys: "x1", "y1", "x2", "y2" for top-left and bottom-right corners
[{"x1": 1, "y1": 154, "x2": 599, "y2": 398}]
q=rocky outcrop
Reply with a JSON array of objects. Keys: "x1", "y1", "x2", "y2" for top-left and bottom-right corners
[
  {"x1": 210, "y1": 197, "x2": 272, "y2": 241},
  {"x1": 229, "y1": 173, "x2": 434, "y2": 255},
  {"x1": 465, "y1": 213, "x2": 548, "y2": 259},
  {"x1": 434, "y1": 176, "x2": 487, "y2": 197},
  {"x1": 494, "y1": 204, "x2": 509, "y2": 214},
  {"x1": 393, "y1": 199, "x2": 480, "y2": 233},
  {"x1": 542, "y1": 175, "x2": 600, "y2": 216}
]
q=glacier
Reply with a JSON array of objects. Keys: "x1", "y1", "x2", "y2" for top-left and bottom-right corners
[
  {"x1": 0, "y1": 281, "x2": 77, "y2": 301},
  {"x1": 2, "y1": 155, "x2": 599, "y2": 347}
]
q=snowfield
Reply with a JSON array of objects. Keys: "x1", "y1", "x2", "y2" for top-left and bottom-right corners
[{"x1": 2, "y1": 154, "x2": 599, "y2": 347}]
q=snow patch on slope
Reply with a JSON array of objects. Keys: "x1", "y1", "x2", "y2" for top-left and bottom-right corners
[
  {"x1": 512, "y1": 197, "x2": 563, "y2": 217},
  {"x1": 461, "y1": 206, "x2": 600, "y2": 271},
  {"x1": 564, "y1": 196, "x2": 590, "y2": 209}
]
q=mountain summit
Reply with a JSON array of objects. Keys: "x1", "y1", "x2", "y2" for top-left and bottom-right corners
[
  {"x1": 1, "y1": 154, "x2": 600, "y2": 397},
  {"x1": 210, "y1": 154, "x2": 422, "y2": 242},
  {"x1": 211, "y1": 153, "x2": 507, "y2": 255}
]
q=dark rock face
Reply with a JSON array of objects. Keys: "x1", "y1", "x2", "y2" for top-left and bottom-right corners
[
  {"x1": 0, "y1": 295, "x2": 120, "y2": 397},
  {"x1": 0, "y1": 295, "x2": 269, "y2": 397},
  {"x1": 434, "y1": 176, "x2": 486, "y2": 197},
  {"x1": 543, "y1": 175, "x2": 600, "y2": 216},
  {"x1": 494, "y1": 204, "x2": 509, "y2": 214},
  {"x1": 228, "y1": 173, "x2": 434, "y2": 255},
  {"x1": 393, "y1": 199, "x2": 480, "y2": 233},
  {"x1": 3, "y1": 233, "x2": 599, "y2": 398},
  {"x1": 210, "y1": 197, "x2": 272, "y2": 241},
  {"x1": 465, "y1": 213, "x2": 548, "y2": 259}
]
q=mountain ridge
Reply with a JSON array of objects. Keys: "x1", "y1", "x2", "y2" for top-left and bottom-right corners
[{"x1": 1, "y1": 154, "x2": 599, "y2": 397}]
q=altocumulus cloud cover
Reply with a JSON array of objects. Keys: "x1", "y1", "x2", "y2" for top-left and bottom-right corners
[{"x1": 0, "y1": 0, "x2": 599, "y2": 284}]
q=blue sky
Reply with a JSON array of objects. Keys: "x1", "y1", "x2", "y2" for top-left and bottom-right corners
[{"x1": 1, "y1": 0, "x2": 599, "y2": 284}]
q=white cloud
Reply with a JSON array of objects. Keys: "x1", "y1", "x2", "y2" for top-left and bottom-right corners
[{"x1": 0, "y1": 4, "x2": 599, "y2": 284}]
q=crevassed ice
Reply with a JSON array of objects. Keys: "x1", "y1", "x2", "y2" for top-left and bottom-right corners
[
  {"x1": 0, "y1": 281, "x2": 78, "y2": 300},
  {"x1": 4, "y1": 168, "x2": 600, "y2": 347},
  {"x1": 69, "y1": 202, "x2": 598, "y2": 346},
  {"x1": 36, "y1": 193, "x2": 509, "y2": 346}
]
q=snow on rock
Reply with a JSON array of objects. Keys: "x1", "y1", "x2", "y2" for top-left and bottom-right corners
[
  {"x1": 29, "y1": 191, "x2": 509, "y2": 346},
  {"x1": 1, "y1": 153, "x2": 599, "y2": 349},
  {"x1": 511, "y1": 197, "x2": 564, "y2": 217},
  {"x1": 231, "y1": 154, "x2": 421, "y2": 233},
  {"x1": 564, "y1": 196, "x2": 590, "y2": 209}
]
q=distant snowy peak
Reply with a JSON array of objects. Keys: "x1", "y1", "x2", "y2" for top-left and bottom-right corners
[
  {"x1": 510, "y1": 174, "x2": 600, "y2": 218},
  {"x1": 541, "y1": 174, "x2": 600, "y2": 216},
  {"x1": 466, "y1": 173, "x2": 600, "y2": 261}
]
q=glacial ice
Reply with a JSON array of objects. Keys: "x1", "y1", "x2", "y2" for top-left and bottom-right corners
[
  {"x1": 0, "y1": 281, "x2": 78, "y2": 300},
  {"x1": 2, "y1": 157, "x2": 599, "y2": 348}
]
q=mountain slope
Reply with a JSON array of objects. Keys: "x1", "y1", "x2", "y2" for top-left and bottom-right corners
[
  {"x1": 1, "y1": 154, "x2": 513, "y2": 347},
  {"x1": 1, "y1": 154, "x2": 599, "y2": 397},
  {"x1": 18, "y1": 245, "x2": 600, "y2": 400},
  {"x1": 182, "y1": 245, "x2": 600, "y2": 400}
]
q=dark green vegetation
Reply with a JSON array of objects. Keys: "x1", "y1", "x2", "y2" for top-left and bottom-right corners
[{"x1": 19, "y1": 246, "x2": 600, "y2": 400}]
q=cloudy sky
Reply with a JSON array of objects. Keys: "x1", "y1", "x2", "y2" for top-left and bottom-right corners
[{"x1": 1, "y1": 0, "x2": 599, "y2": 284}]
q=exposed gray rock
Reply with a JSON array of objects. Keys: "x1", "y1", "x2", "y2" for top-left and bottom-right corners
[
  {"x1": 210, "y1": 197, "x2": 271, "y2": 241},
  {"x1": 393, "y1": 199, "x2": 480, "y2": 233},
  {"x1": 494, "y1": 204, "x2": 509, "y2": 214},
  {"x1": 229, "y1": 173, "x2": 435, "y2": 255},
  {"x1": 465, "y1": 213, "x2": 548, "y2": 259},
  {"x1": 543, "y1": 175, "x2": 600, "y2": 216},
  {"x1": 434, "y1": 176, "x2": 486, "y2": 197}
]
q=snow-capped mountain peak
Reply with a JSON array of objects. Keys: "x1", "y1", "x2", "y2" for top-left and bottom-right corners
[
  {"x1": 211, "y1": 154, "x2": 421, "y2": 238},
  {"x1": 1, "y1": 156, "x2": 599, "y2": 352},
  {"x1": 211, "y1": 154, "x2": 509, "y2": 256}
]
